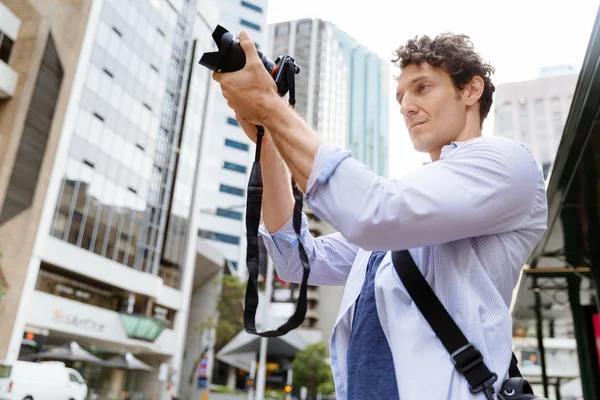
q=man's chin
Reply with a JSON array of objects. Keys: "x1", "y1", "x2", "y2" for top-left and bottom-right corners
[{"x1": 411, "y1": 138, "x2": 431, "y2": 154}]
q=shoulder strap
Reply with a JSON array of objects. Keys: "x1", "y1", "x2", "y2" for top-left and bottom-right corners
[
  {"x1": 243, "y1": 127, "x2": 310, "y2": 337},
  {"x1": 391, "y1": 250, "x2": 502, "y2": 398}
]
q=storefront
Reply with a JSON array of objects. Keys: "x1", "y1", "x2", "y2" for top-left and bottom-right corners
[{"x1": 18, "y1": 264, "x2": 179, "y2": 398}]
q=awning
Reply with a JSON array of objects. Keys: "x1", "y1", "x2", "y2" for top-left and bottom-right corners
[{"x1": 28, "y1": 341, "x2": 104, "y2": 365}]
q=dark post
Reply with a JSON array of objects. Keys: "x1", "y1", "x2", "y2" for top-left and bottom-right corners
[{"x1": 533, "y1": 276, "x2": 549, "y2": 397}]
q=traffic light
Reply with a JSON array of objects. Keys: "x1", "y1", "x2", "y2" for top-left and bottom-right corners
[
  {"x1": 284, "y1": 385, "x2": 292, "y2": 393},
  {"x1": 245, "y1": 376, "x2": 254, "y2": 390}
]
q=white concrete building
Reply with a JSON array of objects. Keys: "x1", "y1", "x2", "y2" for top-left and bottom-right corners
[
  {"x1": 493, "y1": 65, "x2": 578, "y2": 178},
  {"x1": 196, "y1": 0, "x2": 270, "y2": 277},
  {"x1": 2, "y1": 0, "x2": 224, "y2": 398}
]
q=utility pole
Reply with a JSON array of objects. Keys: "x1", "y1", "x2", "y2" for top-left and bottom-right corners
[{"x1": 255, "y1": 256, "x2": 274, "y2": 400}]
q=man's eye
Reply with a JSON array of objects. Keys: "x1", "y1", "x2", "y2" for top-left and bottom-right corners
[{"x1": 419, "y1": 84, "x2": 430, "y2": 92}]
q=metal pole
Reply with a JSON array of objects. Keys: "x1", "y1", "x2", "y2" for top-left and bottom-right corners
[
  {"x1": 533, "y1": 276, "x2": 549, "y2": 398},
  {"x1": 286, "y1": 368, "x2": 293, "y2": 400},
  {"x1": 248, "y1": 360, "x2": 256, "y2": 400},
  {"x1": 567, "y1": 275, "x2": 598, "y2": 400},
  {"x1": 256, "y1": 255, "x2": 275, "y2": 400}
]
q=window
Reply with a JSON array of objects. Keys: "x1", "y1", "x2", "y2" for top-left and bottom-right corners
[
  {"x1": 0, "y1": 365, "x2": 11, "y2": 378},
  {"x1": 69, "y1": 373, "x2": 81, "y2": 383},
  {"x1": 217, "y1": 208, "x2": 243, "y2": 220},
  {"x1": 198, "y1": 229, "x2": 241, "y2": 245},
  {"x1": 518, "y1": 99, "x2": 529, "y2": 143},
  {"x1": 241, "y1": 0, "x2": 263, "y2": 12},
  {"x1": 223, "y1": 161, "x2": 247, "y2": 173},
  {"x1": 0, "y1": 31, "x2": 14, "y2": 64},
  {"x1": 226, "y1": 117, "x2": 240, "y2": 126},
  {"x1": 240, "y1": 19, "x2": 261, "y2": 32},
  {"x1": 220, "y1": 184, "x2": 245, "y2": 197},
  {"x1": 225, "y1": 138, "x2": 249, "y2": 151},
  {"x1": 229, "y1": 260, "x2": 239, "y2": 269}
]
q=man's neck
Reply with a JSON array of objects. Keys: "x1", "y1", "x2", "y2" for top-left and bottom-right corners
[{"x1": 429, "y1": 129, "x2": 483, "y2": 162}]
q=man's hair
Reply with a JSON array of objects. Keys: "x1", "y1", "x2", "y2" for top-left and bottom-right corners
[{"x1": 392, "y1": 33, "x2": 495, "y2": 124}]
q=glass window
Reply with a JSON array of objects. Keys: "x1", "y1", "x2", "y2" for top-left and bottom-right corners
[
  {"x1": 76, "y1": 109, "x2": 93, "y2": 138},
  {"x1": 241, "y1": 0, "x2": 263, "y2": 12},
  {"x1": 216, "y1": 208, "x2": 243, "y2": 220},
  {"x1": 0, "y1": 32, "x2": 13, "y2": 64},
  {"x1": 223, "y1": 161, "x2": 247, "y2": 174},
  {"x1": 219, "y1": 184, "x2": 245, "y2": 197},
  {"x1": 240, "y1": 19, "x2": 261, "y2": 32},
  {"x1": 518, "y1": 99, "x2": 529, "y2": 143},
  {"x1": 198, "y1": 229, "x2": 240, "y2": 245},
  {"x1": 87, "y1": 64, "x2": 101, "y2": 92},
  {"x1": 96, "y1": 22, "x2": 110, "y2": 49},
  {"x1": 224, "y1": 138, "x2": 249, "y2": 151},
  {"x1": 226, "y1": 117, "x2": 239, "y2": 126},
  {"x1": 112, "y1": 134, "x2": 126, "y2": 161},
  {"x1": 0, "y1": 365, "x2": 11, "y2": 378}
]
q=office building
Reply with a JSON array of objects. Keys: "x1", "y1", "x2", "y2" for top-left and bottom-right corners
[
  {"x1": 493, "y1": 65, "x2": 579, "y2": 178},
  {"x1": 0, "y1": 0, "x2": 222, "y2": 398},
  {"x1": 268, "y1": 18, "x2": 390, "y2": 177},
  {"x1": 196, "y1": 0, "x2": 270, "y2": 276}
]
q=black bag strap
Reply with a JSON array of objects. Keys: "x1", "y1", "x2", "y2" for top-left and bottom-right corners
[
  {"x1": 242, "y1": 59, "x2": 311, "y2": 337},
  {"x1": 391, "y1": 250, "x2": 500, "y2": 398}
]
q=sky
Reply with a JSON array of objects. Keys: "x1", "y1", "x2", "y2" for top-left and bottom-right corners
[{"x1": 266, "y1": 0, "x2": 599, "y2": 176}]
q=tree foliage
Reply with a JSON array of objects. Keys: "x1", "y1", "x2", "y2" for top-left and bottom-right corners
[
  {"x1": 292, "y1": 342, "x2": 335, "y2": 397},
  {"x1": 214, "y1": 274, "x2": 245, "y2": 350}
]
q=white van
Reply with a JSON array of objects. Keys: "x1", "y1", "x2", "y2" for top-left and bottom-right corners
[{"x1": 0, "y1": 361, "x2": 87, "y2": 400}]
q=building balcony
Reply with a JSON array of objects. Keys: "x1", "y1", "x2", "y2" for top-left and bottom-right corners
[{"x1": 0, "y1": 59, "x2": 17, "y2": 99}]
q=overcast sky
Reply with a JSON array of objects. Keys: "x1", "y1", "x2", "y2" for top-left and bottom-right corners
[{"x1": 266, "y1": 0, "x2": 599, "y2": 175}]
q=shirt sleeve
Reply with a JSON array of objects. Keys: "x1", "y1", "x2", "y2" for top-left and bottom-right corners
[
  {"x1": 304, "y1": 137, "x2": 544, "y2": 251},
  {"x1": 258, "y1": 212, "x2": 359, "y2": 286}
]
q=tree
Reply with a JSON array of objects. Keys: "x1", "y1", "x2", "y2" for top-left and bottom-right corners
[
  {"x1": 187, "y1": 274, "x2": 245, "y2": 387},
  {"x1": 292, "y1": 342, "x2": 335, "y2": 398},
  {"x1": 214, "y1": 274, "x2": 245, "y2": 350}
]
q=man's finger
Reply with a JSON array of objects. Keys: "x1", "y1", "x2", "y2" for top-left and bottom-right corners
[{"x1": 239, "y1": 30, "x2": 260, "y2": 64}]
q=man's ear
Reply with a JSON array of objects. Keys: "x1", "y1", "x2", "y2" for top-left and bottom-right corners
[{"x1": 463, "y1": 76, "x2": 484, "y2": 106}]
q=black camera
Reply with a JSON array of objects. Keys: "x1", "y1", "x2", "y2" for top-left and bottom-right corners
[{"x1": 199, "y1": 25, "x2": 300, "y2": 98}]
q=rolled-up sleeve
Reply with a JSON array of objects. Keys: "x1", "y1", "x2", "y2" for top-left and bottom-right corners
[
  {"x1": 303, "y1": 137, "x2": 544, "y2": 251},
  {"x1": 259, "y1": 212, "x2": 358, "y2": 286}
]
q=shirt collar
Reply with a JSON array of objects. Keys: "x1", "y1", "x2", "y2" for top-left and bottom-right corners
[
  {"x1": 439, "y1": 141, "x2": 463, "y2": 160},
  {"x1": 421, "y1": 142, "x2": 464, "y2": 166}
]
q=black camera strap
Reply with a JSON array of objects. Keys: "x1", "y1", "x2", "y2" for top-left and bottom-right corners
[
  {"x1": 391, "y1": 250, "x2": 523, "y2": 400},
  {"x1": 243, "y1": 62, "x2": 310, "y2": 337}
]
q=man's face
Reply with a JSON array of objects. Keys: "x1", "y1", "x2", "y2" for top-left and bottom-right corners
[{"x1": 396, "y1": 63, "x2": 468, "y2": 155}]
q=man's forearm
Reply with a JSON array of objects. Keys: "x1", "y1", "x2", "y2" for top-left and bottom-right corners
[
  {"x1": 261, "y1": 135, "x2": 295, "y2": 233},
  {"x1": 262, "y1": 96, "x2": 322, "y2": 192}
]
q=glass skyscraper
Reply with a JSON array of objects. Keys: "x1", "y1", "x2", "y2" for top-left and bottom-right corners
[{"x1": 268, "y1": 18, "x2": 390, "y2": 177}]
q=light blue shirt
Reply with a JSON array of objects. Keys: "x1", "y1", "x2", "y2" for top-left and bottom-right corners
[{"x1": 258, "y1": 136, "x2": 548, "y2": 399}]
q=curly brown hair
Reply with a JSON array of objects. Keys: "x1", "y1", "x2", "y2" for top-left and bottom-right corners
[{"x1": 392, "y1": 33, "x2": 495, "y2": 125}]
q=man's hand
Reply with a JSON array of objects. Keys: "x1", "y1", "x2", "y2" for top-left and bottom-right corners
[
  {"x1": 213, "y1": 31, "x2": 280, "y2": 126},
  {"x1": 235, "y1": 114, "x2": 260, "y2": 143}
]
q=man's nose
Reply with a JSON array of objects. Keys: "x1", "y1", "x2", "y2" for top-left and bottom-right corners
[{"x1": 400, "y1": 97, "x2": 418, "y2": 117}]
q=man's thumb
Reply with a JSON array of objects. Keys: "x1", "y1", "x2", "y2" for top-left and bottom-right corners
[{"x1": 239, "y1": 31, "x2": 258, "y2": 61}]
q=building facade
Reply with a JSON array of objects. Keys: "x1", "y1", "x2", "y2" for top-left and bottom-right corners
[
  {"x1": 196, "y1": 0, "x2": 270, "y2": 277},
  {"x1": 0, "y1": 0, "x2": 222, "y2": 398},
  {"x1": 268, "y1": 18, "x2": 390, "y2": 177},
  {"x1": 493, "y1": 65, "x2": 579, "y2": 178}
]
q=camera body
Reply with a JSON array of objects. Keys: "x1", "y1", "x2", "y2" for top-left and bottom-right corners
[{"x1": 199, "y1": 25, "x2": 300, "y2": 97}]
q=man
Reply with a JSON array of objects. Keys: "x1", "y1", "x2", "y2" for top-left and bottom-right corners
[{"x1": 214, "y1": 32, "x2": 547, "y2": 399}]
